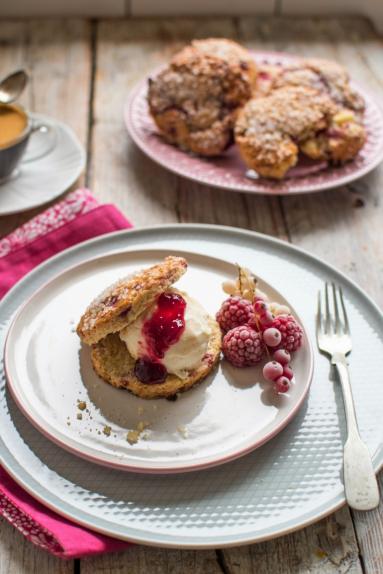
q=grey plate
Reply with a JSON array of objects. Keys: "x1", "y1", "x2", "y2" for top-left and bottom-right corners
[{"x1": 1, "y1": 225, "x2": 382, "y2": 548}]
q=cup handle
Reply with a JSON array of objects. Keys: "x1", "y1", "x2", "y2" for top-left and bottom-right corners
[
  {"x1": 31, "y1": 121, "x2": 51, "y2": 136},
  {"x1": 22, "y1": 120, "x2": 56, "y2": 163}
]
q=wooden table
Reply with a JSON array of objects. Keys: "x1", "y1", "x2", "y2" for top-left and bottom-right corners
[{"x1": 0, "y1": 15, "x2": 382, "y2": 574}]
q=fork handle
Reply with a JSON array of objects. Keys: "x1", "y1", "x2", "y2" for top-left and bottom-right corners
[{"x1": 332, "y1": 353, "x2": 380, "y2": 510}]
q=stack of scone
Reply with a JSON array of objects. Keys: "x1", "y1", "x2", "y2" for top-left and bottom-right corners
[
  {"x1": 147, "y1": 39, "x2": 366, "y2": 179},
  {"x1": 77, "y1": 256, "x2": 221, "y2": 399}
]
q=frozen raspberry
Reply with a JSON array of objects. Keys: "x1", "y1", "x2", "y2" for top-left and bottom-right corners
[
  {"x1": 273, "y1": 349, "x2": 291, "y2": 365},
  {"x1": 216, "y1": 296, "x2": 255, "y2": 333},
  {"x1": 263, "y1": 361, "x2": 283, "y2": 382},
  {"x1": 223, "y1": 325, "x2": 265, "y2": 367},
  {"x1": 271, "y1": 314, "x2": 303, "y2": 352},
  {"x1": 283, "y1": 365, "x2": 294, "y2": 380},
  {"x1": 274, "y1": 376, "x2": 290, "y2": 393},
  {"x1": 263, "y1": 327, "x2": 282, "y2": 348},
  {"x1": 248, "y1": 315, "x2": 260, "y2": 331}
]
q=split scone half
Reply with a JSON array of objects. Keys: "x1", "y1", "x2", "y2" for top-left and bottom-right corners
[{"x1": 77, "y1": 256, "x2": 222, "y2": 399}]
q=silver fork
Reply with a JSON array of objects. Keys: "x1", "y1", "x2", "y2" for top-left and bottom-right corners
[{"x1": 317, "y1": 282, "x2": 380, "y2": 510}]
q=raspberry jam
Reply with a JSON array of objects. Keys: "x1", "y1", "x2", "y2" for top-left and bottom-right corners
[
  {"x1": 134, "y1": 292, "x2": 186, "y2": 385},
  {"x1": 134, "y1": 358, "x2": 167, "y2": 385}
]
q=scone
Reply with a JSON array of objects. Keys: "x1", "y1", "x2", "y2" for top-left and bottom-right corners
[
  {"x1": 77, "y1": 255, "x2": 188, "y2": 345},
  {"x1": 77, "y1": 256, "x2": 222, "y2": 399},
  {"x1": 235, "y1": 86, "x2": 337, "y2": 179},
  {"x1": 254, "y1": 57, "x2": 365, "y2": 113},
  {"x1": 148, "y1": 38, "x2": 256, "y2": 156}
]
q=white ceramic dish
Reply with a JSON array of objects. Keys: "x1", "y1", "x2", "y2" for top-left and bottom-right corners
[
  {"x1": 4, "y1": 249, "x2": 312, "y2": 473},
  {"x1": 0, "y1": 113, "x2": 85, "y2": 215},
  {"x1": 0, "y1": 225, "x2": 382, "y2": 548}
]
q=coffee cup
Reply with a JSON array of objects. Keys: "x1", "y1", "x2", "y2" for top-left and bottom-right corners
[{"x1": 0, "y1": 103, "x2": 52, "y2": 183}]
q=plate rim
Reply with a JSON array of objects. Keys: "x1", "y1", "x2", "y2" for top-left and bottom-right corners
[
  {"x1": 0, "y1": 112, "x2": 86, "y2": 216},
  {"x1": 1, "y1": 223, "x2": 382, "y2": 548},
  {"x1": 124, "y1": 50, "x2": 383, "y2": 196},
  {"x1": 3, "y1": 246, "x2": 314, "y2": 474}
]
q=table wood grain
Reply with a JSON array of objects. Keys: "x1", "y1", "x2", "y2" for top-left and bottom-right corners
[{"x1": 0, "y1": 15, "x2": 382, "y2": 574}]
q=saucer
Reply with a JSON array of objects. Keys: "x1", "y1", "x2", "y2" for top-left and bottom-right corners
[{"x1": 0, "y1": 113, "x2": 85, "y2": 216}]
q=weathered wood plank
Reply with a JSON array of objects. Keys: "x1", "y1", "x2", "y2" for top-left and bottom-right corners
[
  {"x1": 92, "y1": 17, "x2": 287, "y2": 237},
  {"x1": 0, "y1": 15, "x2": 381, "y2": 574},
  {"x1": 81, "y1": 547, "x2": 222, "y2": 574},
  {"x1": 89, "y1": 16, "x2": 367, "y2": 574},
  {"x1": 0, "y1": 516, "x2": 72, "y2": 574},
  {"x1": 161, "y1": 19, "x2": 288, "y2": 237},
  {"x1": 239, "y1": 17, "x2": 383, "y2": 304},
  {"x1": 240, "y1": 16, "x2": 383, "y2": 574},
  {"x1": 90, "y1": 18, "x2": 243, "y2": 226},
  {"x1": 221, "y1": 507, "x2": 362, "y2": 573},
  {"x1": 0, "y1": 18, "x2": 91, "y2": 573},
  {"x1": 80, "y1": 509, "x2": 363, "y2": 574},
  {"x1": 0, "y1": 19, "x2": 92, "y2": 238},
  {"x1": 332, "y1": 20, "x2": 383, "y2": 574}
]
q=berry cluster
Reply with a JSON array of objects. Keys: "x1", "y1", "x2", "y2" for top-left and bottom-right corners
[{"x1": 217, "y1": 293, "x2": 303, "y2": 394}]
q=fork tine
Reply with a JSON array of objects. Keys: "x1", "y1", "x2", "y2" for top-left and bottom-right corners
[
  {"x1": 316, "y1": 291, "x2": 323, "y2": 337},
  {"x1": 339, "y1": 286, "x2": 350, "y2": 334},
  {"x1": 332, "y1": 283, "x2": 341, "y2": 334},
  {"x1": 324, "y1": 282, "x2": 332, "y2": 333}
]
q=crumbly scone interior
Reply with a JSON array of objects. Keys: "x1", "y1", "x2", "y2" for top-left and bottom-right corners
[{"x1": 91, "y1": 316, "x2": 222, "y2": 400}]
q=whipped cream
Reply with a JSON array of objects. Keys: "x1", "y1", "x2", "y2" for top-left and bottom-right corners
[{"x1": 119, "y1": 291, "x2": 212, "y2": 379}]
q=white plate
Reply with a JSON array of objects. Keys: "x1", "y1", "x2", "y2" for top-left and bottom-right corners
[
  {"x1": 4, "y1": 249, "x2": 312, "y2": 473},
  {"x1": 0, "y1": 113, "x2": 85, "y2": 215},
  {"x1": 0, "y1": 225, "x2": 382, "y2": 548}
]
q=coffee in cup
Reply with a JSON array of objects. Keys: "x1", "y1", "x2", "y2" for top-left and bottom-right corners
[
  {"x1": 0, "y1": 103, "x2": 27, "y2": 148},
  {"x1": 0, "y1": 103, "x2": 30, "y2": 181}
]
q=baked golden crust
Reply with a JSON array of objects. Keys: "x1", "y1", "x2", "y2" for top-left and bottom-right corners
[
  {"x1": 148, "y1": 38, "x2": 256, "y2": 156},
  {"x1": 90, "y1": 317, "x2": 222, "y2": 399},
  {"x1": 254, "y1": 57, "x2": 365, "y2": 113},
  {"x1": 76, "y1": 256, "x2": 187, "y2": 345},
  {"x1": 235, "y1": 86, "x2": 337, "y2": 179}
]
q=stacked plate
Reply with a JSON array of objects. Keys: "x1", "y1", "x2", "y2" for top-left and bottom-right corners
[{"x1": 1, "y1": 225, "x2": 382, "y2": 547}]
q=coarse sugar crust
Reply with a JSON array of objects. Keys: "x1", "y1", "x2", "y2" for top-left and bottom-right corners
[
  {"x1": 76, "y1": 256, "x2": 187, "y2": 345},
  {"x1": 90, "y1": 317, "x2": 222, "y2": 399},
  {"x1": 254, "y1": 57, "x2": 365, "y2": 113},
  {"x1": 147, "y1": 38, "x2": 256, "y2": 156},
  {"x1": 235, "y1": 86, "x2": 337, "y2": 179}
]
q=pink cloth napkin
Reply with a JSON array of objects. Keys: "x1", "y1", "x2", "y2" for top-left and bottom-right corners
[{"x1": 0, "y1": 189, "x2": 132, "y2": 558}]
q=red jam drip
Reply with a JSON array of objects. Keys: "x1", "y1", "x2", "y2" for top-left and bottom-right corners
[
  {"x1": 134, "y1": 292, "x2": 186, "y2": 385},
  {"x1": 134, "y1": 358, "x2": 167, "y2": 385}
]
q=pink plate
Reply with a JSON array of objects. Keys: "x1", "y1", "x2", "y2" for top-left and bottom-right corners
[
  {"x1": 124, "y1": 51, "x2": 383, "y2": 195},
  {"x1": 4, "y1": 248, "x2": 313, "y2": 474}
]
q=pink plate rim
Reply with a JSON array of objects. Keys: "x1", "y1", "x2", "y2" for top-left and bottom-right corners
[
  {"x1": 4, "y1": 247, "x2": 314, "y2": 474},
  {"x1": 124, "y1": 50, "x2": 383, "y2": 196}
]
